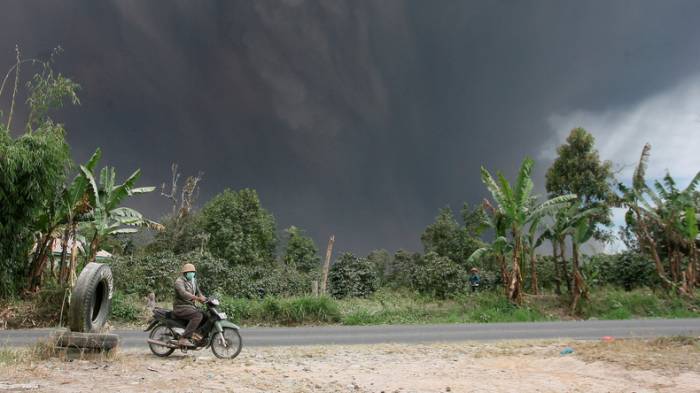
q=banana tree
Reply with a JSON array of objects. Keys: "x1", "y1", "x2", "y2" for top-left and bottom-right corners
[
  {"x1": 681, "y1": 207, "x2": 698, "y2": 294},
  {"x1": 80, "y1": 160, "x2": 158, "y2": 265},
  {"x1": 468, "y1": 234, "x2": 512, "y2": 295},
  {"x1": 26, "y1": 149, "x2": 102, "y2": 290},
  {"x1": 618, "y1": 143, "x2": 700, "y2": 296},
  {"x1": 566, "y1": 214, "x2": 596, "y2": 313},
  {"x1": 525, "y1": 216, "x2": 542, "y2": 295},
  {"x1": 57, "y1": 148, "x2": 103, "y2": 284},
  {"x1": 537, "y1": 204, "x2": 602, "y2": 297},
  {"x1": 479, "y1": 157, "x2": 576, "y2": 303}
]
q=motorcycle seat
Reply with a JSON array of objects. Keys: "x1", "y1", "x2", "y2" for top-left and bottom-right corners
[{"x1": 153, "y1": 307, "x2": 202, "y2": 327}]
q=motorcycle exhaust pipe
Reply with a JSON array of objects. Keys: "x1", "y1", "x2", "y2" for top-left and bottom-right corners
[{"x1": 147, "y1": 338, "x2": 177, "y2": 348}]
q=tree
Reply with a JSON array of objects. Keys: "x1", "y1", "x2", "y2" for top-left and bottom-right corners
[
  {"x1": 282, "y1": 226, "x2": 320, "y2": 273},
  {"x1": 200, "y1": 189, "x2": 277, "y2": 266},
  {"x1": 148, "y1": 212, "x2": 204, "y2": 255},
  {"x1": 328, "y1": 252, "x2": 378, "y2": 298},
  {"x1": 478, "y1": 157, "x2": 576, "y2": 303},
  {"x1": 421, "y1": 206, "x2": 486, "y2": 267},
  {"x1": 366, "y1": 249, "x2": 392, "y2": 285},
  {"x1": 149, "y1": 163, "x2": 206, "y2": 255},
  {"x1": 27, "y1": 149, "x2": 99, "y2": 290},
  {"x1": 566, "y1": 213, "x2": 596, "y2": 312},
  {"x1": 618, "y1": 144, "x2": 700, "y2": 296},
  {"x1": 0, "y1": 48, "x2": 76, "y2": 297},
  {"x1": 545, "y1": 128, "x2": 614, "y2": 239},
  {"x1": 421, "y1": 207, "x2": 461, "y2": 259},
  {"x1": 79, "y1": 152, "x2": 158, "y2": 263}
]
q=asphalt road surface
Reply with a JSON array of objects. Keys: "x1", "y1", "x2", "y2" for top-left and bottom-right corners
[{"x1": 1, "y1": 319, "x2": 699, "y2": 348}]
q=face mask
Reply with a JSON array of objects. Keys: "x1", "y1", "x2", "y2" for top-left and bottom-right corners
[{"x1": 185, "y1": 272, "x2": 195, "y2": 281}]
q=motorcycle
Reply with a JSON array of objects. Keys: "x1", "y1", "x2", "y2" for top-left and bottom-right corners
[{"x1": 144, "y1": 298, "x2": 242, "y2": 359}]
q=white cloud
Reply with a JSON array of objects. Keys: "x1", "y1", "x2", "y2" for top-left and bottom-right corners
[{"x1": 543, "y1": 75, "x2": 700, "y2": 184}]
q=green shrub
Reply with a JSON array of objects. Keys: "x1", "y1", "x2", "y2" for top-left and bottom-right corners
[
  {"x1": 411, "y1": 252, "x2": 467, "y2": 299},
  {"x1": 585, "y1": 251, "x2": 658, "y2": 290},
  {"x1": 329, "y1": 253, "x2": 378, "y2": 299},
  {"x1": 384, "y1": 250, "x2": 421, "y2": 289},
  {"x1": 110, "y1": 251, "x2": 316, "y2": 300},
  {"x1": 109, "y1": 252, "x2": 180, "y2": 299},
  {"x1": 218, "y1": 295, "x2": 340, "y2": 325},
  {"x1": 110, "y1": 291, "x2": 142, "y2": 322},
  {"x1": 579, "y1": 288, "x2": 698, "y2": 319}
]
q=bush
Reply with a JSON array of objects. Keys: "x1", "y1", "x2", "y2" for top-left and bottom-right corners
[
  {"x1": 109, "y1": 252, "x2": 181, "y2": 299},
  {"x1": 384, "y1": 250, "x2": 421, "y2": 289},
  {"x1": 585, "y1": 251, "x2": 658, "y2": 290},
  {"x1": 218, "y1": 295, "x2": 340, "y2": 325},
  {"x1": 581, "y1": 287, "x2": 700, "y2": 319},
  {"x1": 329, "y1": 253, "x2": 378, "y2": 299},
  {"x1": 110, "y1": 291, "x2": 142, "y2": 322},
  {"x1": 411, "y1": 252, "x2": 467, "y2": 299},
  {"x1": 110, "y1": 251, "x2": 316, "y2": 301}
]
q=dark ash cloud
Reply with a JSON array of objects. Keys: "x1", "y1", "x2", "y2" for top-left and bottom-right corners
[{"x1": 2, "y1": 0, "x2": 700, "y2": 255}]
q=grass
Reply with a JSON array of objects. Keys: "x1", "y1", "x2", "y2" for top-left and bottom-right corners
[
  {"x1": 9, "y1": 286, "x2": 698, "y2": 329},
  {"x1": 219, "y1": 295, "x2": 341, "y2": 325},
  {"x1": 0, "y1": 338, "x2": 119, "y2": 367},
  {"x1": 104, "y1": 287, "x2": 700, "y2": 327},
  {"x1": 581, "y1": 287, "x2": 700, "y2": 320},
  {"x1": 337, "y1": 289, "x2": 554, "y2": 325}
]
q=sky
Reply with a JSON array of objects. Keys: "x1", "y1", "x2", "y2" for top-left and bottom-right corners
[{"x1": 1, "y1": 1, "x2": 699, "y2": 256}]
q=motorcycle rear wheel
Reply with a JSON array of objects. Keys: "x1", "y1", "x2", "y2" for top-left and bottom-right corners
[
  {"x1": 211, "y1": 327, "x2": 242, "y2": 359},
  {"x1": 148, "y1": 325, "x2": 176, "y2": 357}
]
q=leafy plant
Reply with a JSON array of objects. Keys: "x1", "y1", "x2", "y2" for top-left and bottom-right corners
[
  {"x1": 475, "y1": 157, "x2": 576, "y2": 303},
  {"x1": 78, "y1": 152, "x2": 157, "y2": 262},
  {"x1": 282, "y1": 226, "x2": 320, "y2": 273},
  {"x1": 0, "y1": 48, "x2": 75, "y2": 296},
  {"x1": 329, "y1": 252, "x2": 378, "y2": 299},
  {"x1": 617, "y1": 143, "x2": 700, "y2": 296},
  {"x1": 411, "y1": 252, "x2": 467, "y2": 299},
  {"x1": 200, "y1": 188, "x2": 277, "y2": 267}
]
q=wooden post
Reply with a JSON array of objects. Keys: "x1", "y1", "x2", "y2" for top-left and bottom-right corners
[
  {"x1": 320, "y1": 235, "x2": 335, "y2": 295},
  {"x1": 312, "y1": 280, "x2": 319, "y2": 297}
]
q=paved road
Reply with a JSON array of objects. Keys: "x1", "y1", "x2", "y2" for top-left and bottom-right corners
[{"x1": 1, "y1": 319, "x2": 699, "y2": 348}]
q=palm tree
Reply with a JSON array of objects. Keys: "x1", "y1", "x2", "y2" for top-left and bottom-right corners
[{"x1": 478, "y1": 157, "x2": 576, "y2": 303}]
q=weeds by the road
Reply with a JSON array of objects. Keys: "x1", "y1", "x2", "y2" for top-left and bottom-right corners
[
  {"x1": 5, "y1": 287, "x2": 700, "y2": 329},
  {"x1": 0, "y1": 339, "x2": 119, "y2": 366}
]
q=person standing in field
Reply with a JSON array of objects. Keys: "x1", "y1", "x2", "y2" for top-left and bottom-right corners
[{"x1": 469, "y1": 267, "x2": 481, "y2": 293}]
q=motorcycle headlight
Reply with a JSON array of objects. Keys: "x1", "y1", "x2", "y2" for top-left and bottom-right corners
[
  {"x1": 218, "y1": 312, "x2": 227, "y2": 320},
  {"x1": 209, "y1": 298, "x2": 220, "y2": 306}
]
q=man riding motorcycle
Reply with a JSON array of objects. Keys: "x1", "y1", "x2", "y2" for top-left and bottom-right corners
[{"x1": 173, "y1": 263, "x2": 207, "y2": 347}]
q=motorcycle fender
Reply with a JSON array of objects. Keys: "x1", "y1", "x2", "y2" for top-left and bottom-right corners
[
  {"x1": 210, "y1": 320, "x2": 240, "y2": 338},
  {"x1": 143, "y1": 319, "x2": 159, "y2": 332},
  {"x1": 213, "y1": 320, "x2": 240, "y2": 333}
]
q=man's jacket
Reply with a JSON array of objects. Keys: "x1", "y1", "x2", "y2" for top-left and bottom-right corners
[{"x1": 173, "y1": 276, "x2": 203, "y2": 310}]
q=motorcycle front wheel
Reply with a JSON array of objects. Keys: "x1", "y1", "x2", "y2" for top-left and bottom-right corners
[
  {"x1": 148, "y1": 325, "x2": 176, "y2": 357},
  {"x1": 210, "y1": 327, "x2": 242, "y2": 359}
]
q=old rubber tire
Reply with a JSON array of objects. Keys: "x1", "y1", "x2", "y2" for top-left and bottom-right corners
[
  {"x1": 69, "y1": 262, "x2": 114, "y2": 333},
  {"x1": 54, "y1": 331, "x2": 120, "y2": 350}
]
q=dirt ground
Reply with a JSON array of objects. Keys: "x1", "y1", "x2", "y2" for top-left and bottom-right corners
[{"x1": 1, "y1": 338, "x2": 699, "y2": 393}]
